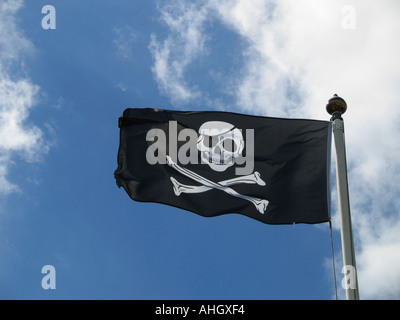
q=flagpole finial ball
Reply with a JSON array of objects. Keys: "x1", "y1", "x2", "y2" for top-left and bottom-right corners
[{"x1": 326, "y1": 94, "x2": 347, "y2": 115}]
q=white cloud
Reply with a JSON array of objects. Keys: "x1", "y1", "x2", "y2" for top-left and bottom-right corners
[
  {"x1": 150, "y1": 0, "x2": 400, "y2": 299},
  {"x1": 0, "y1": 0, "x2": 33, "y2": 64},
  {"x1": 149, "y1": 0, "x2": 210, "y2": 104},
  {"x1": 0, "y1": 78, "x2": 42, "y2": 154},
  {"x1": 113, "y1": 25, "x2": 138, "y2": 59},
  {"x1": 210, "y1": 0, "x2": 303, "y2": 117},
  {"x1": 0, "y1": 0, "x2": 48, "y2": 195},
  {"x1": 356, "y1": 218, "x2": 400, "y2": 299}
]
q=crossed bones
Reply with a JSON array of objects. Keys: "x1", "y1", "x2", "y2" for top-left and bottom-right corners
[{"x1": 166, "y1": 155, "x2": 269, "y2": 214}]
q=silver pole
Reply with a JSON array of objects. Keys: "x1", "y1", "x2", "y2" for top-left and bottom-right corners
[{"x1": 326, "y1": 95, "x2": 360, "y2": 300}]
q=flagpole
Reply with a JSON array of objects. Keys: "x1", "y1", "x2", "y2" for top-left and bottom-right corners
[{"x1": 326, "y1": 94, "x2": 360, "y2": 300}]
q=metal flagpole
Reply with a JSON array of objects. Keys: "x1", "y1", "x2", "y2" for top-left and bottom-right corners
[{"x1": 326, "y1": 94, "x2": 360, "y2": 300}]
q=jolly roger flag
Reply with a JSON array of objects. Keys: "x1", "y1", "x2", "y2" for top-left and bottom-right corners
[{"x1": 114, "y1": 108, "x2": 332, "y2": 225}]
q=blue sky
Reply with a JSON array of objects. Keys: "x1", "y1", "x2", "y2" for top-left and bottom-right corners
[{"x1": 1, "y1": 0, "x2": 400, "y2": 300}]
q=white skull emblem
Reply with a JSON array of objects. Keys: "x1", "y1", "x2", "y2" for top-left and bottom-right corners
[{"x1": 197, "y1": 121, "x2": 244, "y2": 172}]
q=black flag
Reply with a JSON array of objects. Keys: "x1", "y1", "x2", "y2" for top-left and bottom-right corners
[{"x1": 114, "y1": 108, "x2": 332, "y2": 225}]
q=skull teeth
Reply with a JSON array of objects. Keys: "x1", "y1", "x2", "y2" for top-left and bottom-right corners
[{"x1": 208, "y1": 157, "x2": 231, "y2": 165}]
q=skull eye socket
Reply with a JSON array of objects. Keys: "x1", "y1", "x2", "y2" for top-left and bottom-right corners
[
  {"x1": 222, "y1": 138, "x2": 237, "y2": 152},
  {"x1": 202, "y1": 135, "x2": 218, "y2": 148},
  {"x1": 201, "y1": 136, "x2": 238, "y2": 152}
]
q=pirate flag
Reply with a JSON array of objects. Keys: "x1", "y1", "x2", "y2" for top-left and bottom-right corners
[{"x1": 114, "y1": 108, "x2": 332, "y2": 225}]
